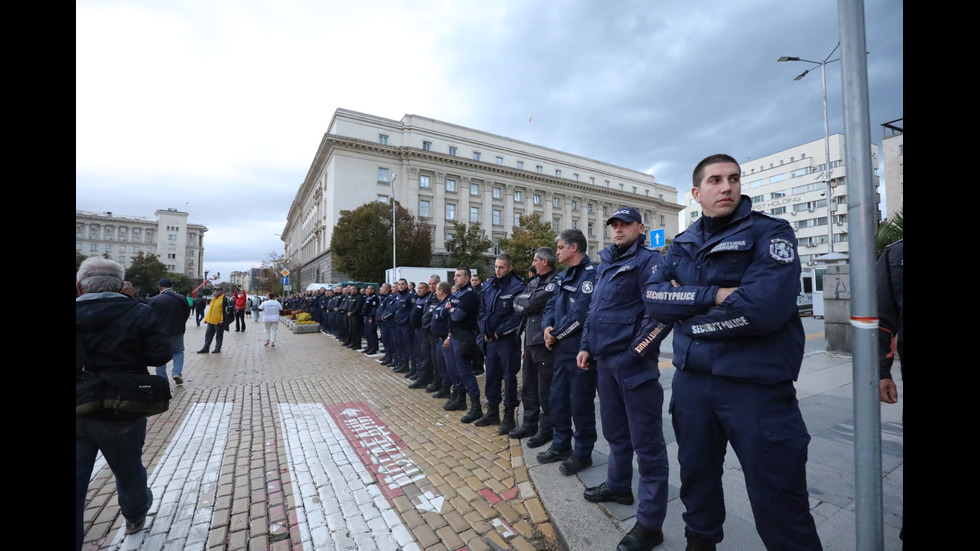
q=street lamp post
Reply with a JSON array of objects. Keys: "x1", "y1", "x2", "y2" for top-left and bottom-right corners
[
  {"x1": 778, "y1": 43, "x2": 841, "y2": 256},
  {"x1": 391, "y1": 174, "x2": 397, "y2": 276}
]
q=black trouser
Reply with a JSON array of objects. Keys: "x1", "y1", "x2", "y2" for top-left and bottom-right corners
[{"x1": 521, "y1": 342, "x2": 554, "y2": 430}]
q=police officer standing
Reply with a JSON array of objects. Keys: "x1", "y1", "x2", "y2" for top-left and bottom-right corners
[
  {"x1": 510, "y1": 247, "x2": 559, "y2": 446},
  {"x1": 538, "y1": 229, "x2": 597, "y2": 475},
  {"x1": 446, "y1": 268, "x2": 483, "y2": 423},
  {"x1": 361, "y1": 285, "x2": 380, "y2": 355},
  {"x1": 474, "y1": 254, "x2": 525, "y2": 434},
  {"x1": 643, "y1": 154, "x2": 821, "y2": 551},
  {"x1": 578, "y1": 206, "x2": 672, "y2": 551}
]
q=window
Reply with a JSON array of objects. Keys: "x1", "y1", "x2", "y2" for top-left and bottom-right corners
[
  {"x1": 771, "y1": 191, "x2": 786, "y2": 199},
  {"x1": 470, "y1": 206, "x2": 480, "y2": 223},
  {"x1": 419, "y1": 200, "x2": 430, "y2": 218},
  {"x1": 470, "y1": 183, "x2": 480, "y2": 196},
  {"x1": 378, "y1": 195, "x2": 389, "y2": 203},
  {"x1": 449, "y1": 146, "x2": 457, "y2": 156},
  {"x1": 588, "y1": 221, "x2": 595, "y2": 236},
  {"x1": 769, "y1": 173, "x2": 786, "y2": 184},
  {"x1": 573, "y1": 173, "x2": 579, "y2": 181},
  {"x1": 571, "y1": 200, "x2": 578, "y2": 211},
  {"x1": 553, "y1": 216, "x2": 561, "y2": 231},
  {"x1": 589, "y1": 177, "x2": 595, "y2": 185},
  {"x1": 605, "y1": 180, "x2": 610, "y2": 187},
  {"x1": 493, "y1": 209, "x2": 501, "y2": 225},
  {"x1": 378, "y1": 167, "x2": 389, "y2": 182},
  {"x1": 791, "y1": 168, "x2": 809, "y2": 178},
  {"x1": 379, "y1": 134, "x2": 388, "y2": 145},
  {"x1": 493, "y1": 187, "x2": 502, "y2": 199},
  {"x1": 555, "y1": 169, "x2": 562, "y2": 178},
  {"x1": 772, "y1": 206, "x2": 787, "y2": 215},
  {"x1": 446, "y1": 204, "x2": 456, "y2": 220},
  {"x1": 494, "y1": 238, "x2": 501, "y2": 255},
  {"x1": 514, "y1": 213, "x2": 522, "y2": 227},
  {"x1": 553, "y1": 197, "x2": 561, "y2": 208},
  {"x1": 473, "y1": 151, "x2": 481, "y2": 161},
  {"x1": 534, "y1": 194, "x2": 541, "y2": 205},
  {"x1": 90, "y1": 244, "x2": 98, "y2": 251},
  {"x1": 536, "y1": 165, "x2": 543, "y2": 174},
  {"x1": 660, "y1": 215, "x2": 665, "y2": 226},
  {"x1": 420, "y1": 175, "x2": 431, "y2": 188},
  {"x1": 517, "y1": 161, "x2": 524, "y2": 170},
  {"x1": 423, "y1": 140, "x2": 432, "y2": 151},
  {"x1": 514, "y1": 190, "x2": 522, "y2": 202},
  {"x1": 495, "y1": 156, "x2": 503, "y2": 165},
  {"x1": 752, "y1": 195, "x2": 764, "y2": 204},
  {"x1": 588, "y1": 203, "x2": 594, "y2": 214}
]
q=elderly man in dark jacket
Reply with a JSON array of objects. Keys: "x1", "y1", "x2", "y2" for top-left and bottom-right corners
[{"x1": 76, "y1": 258, "x2": 171, "y2": 549}]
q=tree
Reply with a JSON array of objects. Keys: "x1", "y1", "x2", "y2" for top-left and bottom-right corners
[
  {"x1": 444, "y1": 220, "x2": 493, "y2": 273},
  {"x1": 125, "y1": 252, "x2": 167, "y2": 296},
  {"x1": 498, "y1": 213, "x2": 557, "y2": 275},
  {"x1": 875, "y1": 206, "x2": 903, "y2": 256},
  {"x1": 257, "y1": 253, "x2": 295, "y2": 297},
  {"x1": 331, "y1": 201, "x2": 433, "y2": 283}
]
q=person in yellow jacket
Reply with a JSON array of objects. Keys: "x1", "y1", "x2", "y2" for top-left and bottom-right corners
[{"x1": 197, "y1": 287, "x2": 233, "y2": 354}]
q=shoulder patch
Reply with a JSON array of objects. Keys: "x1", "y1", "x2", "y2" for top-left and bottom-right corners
[
  {"x1": 582, "y1": 281, "x2": 594, "y2": 294},
  {"x1": 585, "y1": 264, "x2": 595, "y2": 270},
  {"x1": 545, "y1": 283, "x2": 556, "y2": 292},
  {"x1": 769, "y1": 238, "x2": 795, "y2": 264}
]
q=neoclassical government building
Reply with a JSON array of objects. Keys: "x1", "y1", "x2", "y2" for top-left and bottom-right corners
[{"x1": 283, "y1": 108, "x2": 682, "y2": 285}]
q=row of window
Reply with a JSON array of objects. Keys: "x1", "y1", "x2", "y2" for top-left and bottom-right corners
[
  {"x1": 382, "y1": 135, "x2": 659, "y2": 196},
  {"x1": 78, "y1": 224, "x2": 153, "y2": 235}
]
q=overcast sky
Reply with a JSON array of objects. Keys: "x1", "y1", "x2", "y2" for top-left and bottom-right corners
[{"x1": 76, "y1": 0, "x2": 903, "y2": 279}]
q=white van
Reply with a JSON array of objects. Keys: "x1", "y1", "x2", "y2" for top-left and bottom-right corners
[{"x1": 305, "y1": 283, "x2": 336, "y2": 293}]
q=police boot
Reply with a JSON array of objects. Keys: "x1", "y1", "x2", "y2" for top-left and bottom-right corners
[
  {"x1": 497, "y1": 408, "x2": 517, "y2": 435},
  {"x1": 473, "y1": 404, "x2": 500, "y2": 427},
  {"x1": 443, "y1": 389, "x2": 466, "y2": 411},
  {"x1": 461, "y1": 396, "x2": 483, "y2": 424},
  {"x1": 433, "y1": 382, "x2": 452, "y2": 399},
  {"x1": 424, "y1": 379, "x2": 441, "y2": 393}
]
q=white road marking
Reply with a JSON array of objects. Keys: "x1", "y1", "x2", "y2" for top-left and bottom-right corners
[
  {"x1": 279, "y1": 403, "x2": 420, "y2": 551},
  {"x1": 110, "y1": 403, "x2": 235, "y2": 551}
]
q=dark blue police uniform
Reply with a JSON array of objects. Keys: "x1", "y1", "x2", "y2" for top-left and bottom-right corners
[
  {"x1": 581, "y1": 235, "x2": 671, "y2": 533},
  {"x1": 541, "y1": 255, "x2": 597, "y2": 460},
  {"x1": 448, "y1": 284, "x2": 481, "y2": 401},
  {"x1": 512, "y1": 268, "x2": 559, "y2": 439},
  {"x1": 478, "y1": 271, "x2": 525, "y2": 410},
  {"x1": 643, "y1": 196, "x2": 820, "y2": 550}
]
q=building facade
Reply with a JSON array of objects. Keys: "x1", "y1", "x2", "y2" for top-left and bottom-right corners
[
  {"x1": 681, "y1": 134, "x2": 880, "y2": 267},
  {"x1": 75, "y1": 208, "x2": 207, "y2": 279},
  {"x1": 283, "y1": 108, "x2": 683, "y2": 287},
  {"x1": 881, "y1": 119, "x2": 903, "y2": 222}
]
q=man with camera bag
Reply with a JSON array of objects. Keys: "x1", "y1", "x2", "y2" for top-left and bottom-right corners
[{"x1": 76, "y1": 257, "x2": 171, "y2": 549}]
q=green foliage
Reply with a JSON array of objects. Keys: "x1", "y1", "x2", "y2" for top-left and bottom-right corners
[
  {"x1": 331, "y1": 201, "x2": 433, "y2": 283},
  {"x1": 498, "y1": 213, "x2": 557, "y2": 275},
  {"x1": 76, "y1": 252, "x2": 88, "y2": 272},
  {"x1": 875, "y1": 206, "x2": 903, "y2": 256},
  {"x1": 443, "y1": 220, "x2": 493, "y2": 273},
  {"x1": 125, "y1": 252, "x2": 167, "y2": 296},
  {"x1": 164, "y1": 273, "x2": 193, "y2": 296}
]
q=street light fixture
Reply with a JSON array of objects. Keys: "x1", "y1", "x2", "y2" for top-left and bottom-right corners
[{"x1": 778, "y1": 43, "x2": 841, "y2": 256}]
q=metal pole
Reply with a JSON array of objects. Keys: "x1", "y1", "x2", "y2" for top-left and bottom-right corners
[
  {"x1": 391, "y1": 174, "x2": 397, "y2": 275},
  {"x1": 837, "y1": 0, "x2": 883, "y2": 549},
  {"x1": 820, "y1": 60, "x2": 834, "y2": 253}
]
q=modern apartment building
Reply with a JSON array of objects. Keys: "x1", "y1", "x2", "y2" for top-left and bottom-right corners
[
  {"x1": 75, "y1": 208, "x2": 207, "y2": 279},
  {"x1": 284, "y1": 108, "x2": 683, "y2": 285},
  {"x1": 681, "y1": 134, "x2": 880, "y2": 267},
  {"x1": 881, "y1": 118, "x2": 903, "y2": 222}
]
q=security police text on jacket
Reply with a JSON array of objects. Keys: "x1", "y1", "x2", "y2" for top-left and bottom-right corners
[{"x1": 642, "y1": 194, "x2": 804, "y2": 384}]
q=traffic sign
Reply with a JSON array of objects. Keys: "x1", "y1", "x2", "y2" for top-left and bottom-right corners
[
  {"x1": 281, "y1": 277, "x2": 289, "y2": 285},
  {"x1": 281, "y1": 269, "x2": 290, "y2": 277},
  {"x1": 649, "y1": 229, "x2": 666, "y2": 248}
]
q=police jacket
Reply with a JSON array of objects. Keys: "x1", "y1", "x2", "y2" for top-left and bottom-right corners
[
  {"x1": 581, "y1": 236, "x2": 670, "y2": 364},
  {"x1": 877, "y1": 239, "x2": 903, "y2": 380},
  {"x1": 542, "y1": 255, "x2": 596, "y2": 351},
  {"x1": 421, "y1": 292, "x2": 439, "y2": 333},
  {"x1": 478, "y1": 271, "x2": 525, "y2": 339},
  {"x1": 410, "y1": 292, "x2": 430, "y2": 330},
  {"x1": 379, "y1": 293, "x2": 396, "y2": 323},
  {"x1": 362, "y1": 294, "x2": 380, "y2": 319},
  {"x1": 349, "y1": 293, "x2": 365, "y2": 318},
  {"x1": 449, "y1": 283, "x2": 480, "y2": 334},
  {"x1": 394, "y1": 289, "x2": 414, "y2": 326},
  {"x1": 431, "y1": 295, "x2": 452, "y2": 338},
  {"x1": 514, "y1": 268, "x2": 559, "y2": 347},
  {"x1": 643, "y1": 196, "x2": 804, "y2": 384}
]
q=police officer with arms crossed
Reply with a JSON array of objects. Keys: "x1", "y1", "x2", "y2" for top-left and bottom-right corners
[
  {"x1": 538, "y1": 229, "x2": 598, "y2": 475},
  {"x1": 578, "y1": 206, "x2": 672, "y2": 551},
  {"x1": 643, "y1": 154, "x2": 821, "y2": 551},
  {"x1": 510, "y1": 247, "x2": 559, "y2": 446}
]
